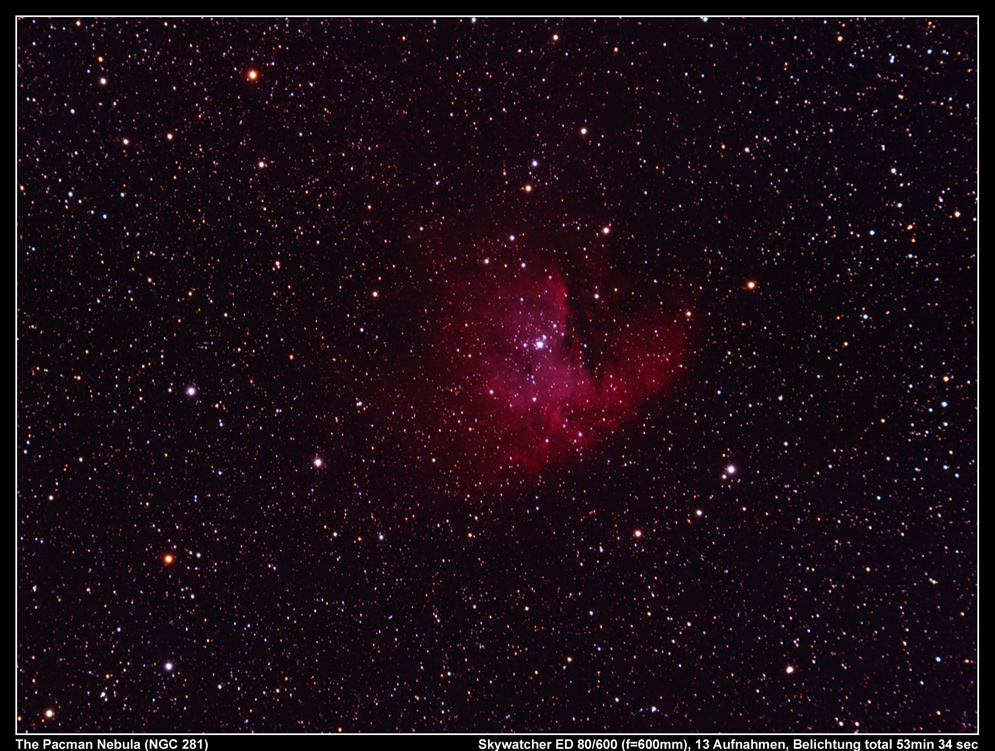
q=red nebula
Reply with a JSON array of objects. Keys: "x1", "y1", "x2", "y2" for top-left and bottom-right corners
[{"x1": 372, "y1": 242, "x2": 691, "y2": 497}]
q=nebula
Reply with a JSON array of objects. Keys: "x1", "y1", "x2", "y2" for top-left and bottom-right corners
[{"x1": 368, "y1": 238, "x2": 690, "y2": 497}]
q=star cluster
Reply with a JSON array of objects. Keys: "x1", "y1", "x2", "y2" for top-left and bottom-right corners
[{"x1": 17, "y1": 18, "x2": 976, "y2": 733}]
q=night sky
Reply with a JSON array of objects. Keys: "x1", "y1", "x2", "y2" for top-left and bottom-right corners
[{"x1": 17, "y1": 17, "x2": 977, "y2": 734}]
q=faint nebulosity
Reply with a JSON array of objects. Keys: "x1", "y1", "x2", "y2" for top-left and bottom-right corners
[{"x1": 17, "y1": 17, "x2": 976, "y2": 733}]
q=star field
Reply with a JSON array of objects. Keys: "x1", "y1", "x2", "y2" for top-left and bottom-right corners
[{"x1": 17, "y1": 18, "x2": 976, "y2": 733}]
